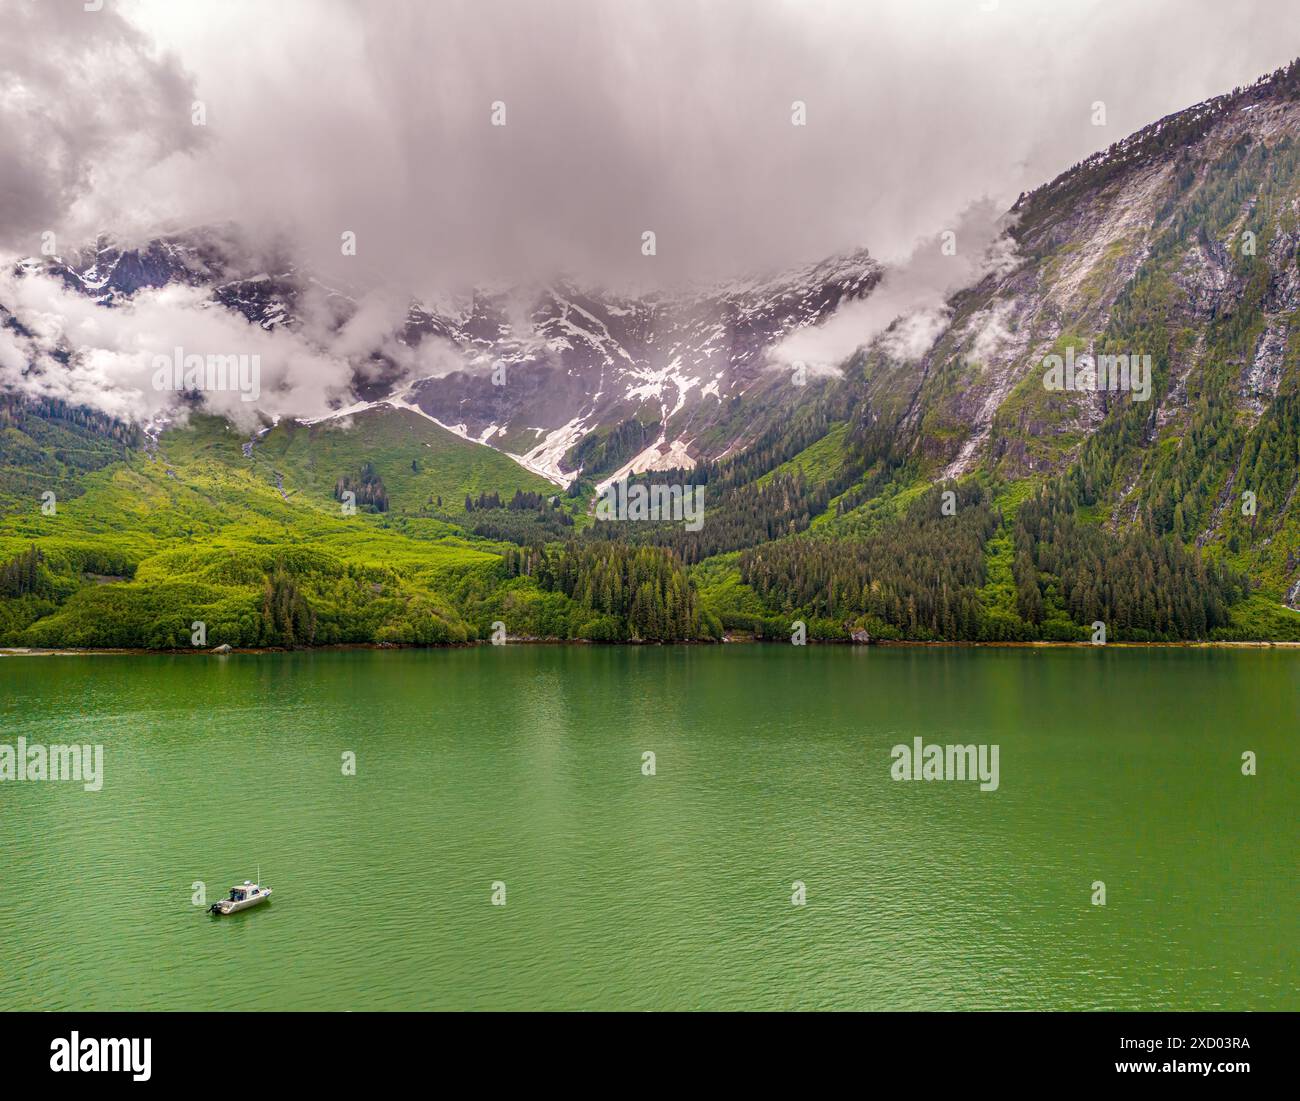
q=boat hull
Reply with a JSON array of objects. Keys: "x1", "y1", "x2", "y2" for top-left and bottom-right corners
[{"x1": 212, "y1": 888, "x2": 272, "y2": 914}]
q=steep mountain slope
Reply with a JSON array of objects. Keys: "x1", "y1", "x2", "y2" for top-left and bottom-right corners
[
  {"x1": 853, "y1": 60, "x2": 1300, "y2": 608},
  {"x1": 703, "y1": 60, "x2": 1300, "y2": 618}
]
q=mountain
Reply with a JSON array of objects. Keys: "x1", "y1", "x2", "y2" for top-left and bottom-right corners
[
  {"x1": 395, "y1": 251, "x2": 880, "y2": 484},
  {"x1": 866, "y1": 61, "x2": 1300, "y2": 486},
  {"x1": 15, "y1": 228, "x2": 880, "y2": 487},
  {"x1": 832, "y1": 58, "x2": 1300, "y2": 610},
  {"x1": 2, "y1": 60, "x2": 1299, "y2": 648}
]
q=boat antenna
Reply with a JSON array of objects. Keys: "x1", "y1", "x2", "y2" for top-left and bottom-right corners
[{"x1": 257, "y1": 862, "x2": 261, "y2": 885}]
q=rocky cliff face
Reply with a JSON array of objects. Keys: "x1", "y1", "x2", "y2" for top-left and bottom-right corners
[{"x1": 854, "y1": 63, "x2": 1299, "y2": 481}]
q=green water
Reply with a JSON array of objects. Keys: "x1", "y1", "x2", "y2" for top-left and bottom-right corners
[{"x1": 0, "y1": 646, "x2": 1294, "y2": 1011}]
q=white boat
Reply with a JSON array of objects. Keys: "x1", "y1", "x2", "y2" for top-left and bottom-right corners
[{"x1": 208, "y1": 880, "x2": 272, "y2": 915}]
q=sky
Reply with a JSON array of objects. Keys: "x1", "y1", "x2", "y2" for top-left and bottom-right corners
[{"x1": 2, "y1": 0, "x2": 1298, "y2": 291}]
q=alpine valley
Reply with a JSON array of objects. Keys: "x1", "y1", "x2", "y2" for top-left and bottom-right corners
[{"x1": 3, "y1": 61, "x2": 1300, "y2": 649}]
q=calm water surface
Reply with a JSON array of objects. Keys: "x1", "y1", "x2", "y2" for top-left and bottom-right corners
[{"x1": 0, "y1": 646, "x2": 1295, "y2": 1010}]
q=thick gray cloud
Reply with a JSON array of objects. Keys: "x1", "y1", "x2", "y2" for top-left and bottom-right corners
[
  {"x1": 0, "y1": 264, "x2": 357, "y2": 428},
  {"x1": 0, "y1": 0, "x2": 201, "y2": 254},
  {"x1": 4, "y1": 0, "x2": 1299, "y2": 289}
]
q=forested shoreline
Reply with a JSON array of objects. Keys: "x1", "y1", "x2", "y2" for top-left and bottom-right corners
[{"x1": 5, "y1": 471, "x2": 1292, "y2": 648}]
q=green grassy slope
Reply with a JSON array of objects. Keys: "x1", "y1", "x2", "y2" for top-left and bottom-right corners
[
  {"x1": 0, "y1": 404, "x2": 668, "y2": 647},
  {"x1": 241, "y1": 405, "x2": 559, "y2": 516}
]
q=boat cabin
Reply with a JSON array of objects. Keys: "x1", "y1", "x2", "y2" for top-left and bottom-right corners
[{"x1": 208, "y1": 877, "x2": 271, "y2": 915}]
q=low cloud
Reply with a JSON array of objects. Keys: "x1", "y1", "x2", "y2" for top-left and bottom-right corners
[
  {"x1": 879, "y1": 309, "x2": 951, "y2": 364},
  {"x1": 769, "y1": 199, "x2": 1020, "y2": 374},
  {"x1": 0, "y1": 268, "x2": 356, "y2": 430},
  {"x1": 964, "y1": 298, "x2": 1019, "y2": 366},
  {"x1": 2, "y1": 0, "x2": 1296, "y2": 422}
]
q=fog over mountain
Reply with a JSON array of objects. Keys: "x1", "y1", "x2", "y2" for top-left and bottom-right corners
[
  {"x1": 0, "y1": 2, "x2": 1295, "y2": 452},
  {"x1": 1, "y1": 0, "x2": 1296, "y2": 434}
]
